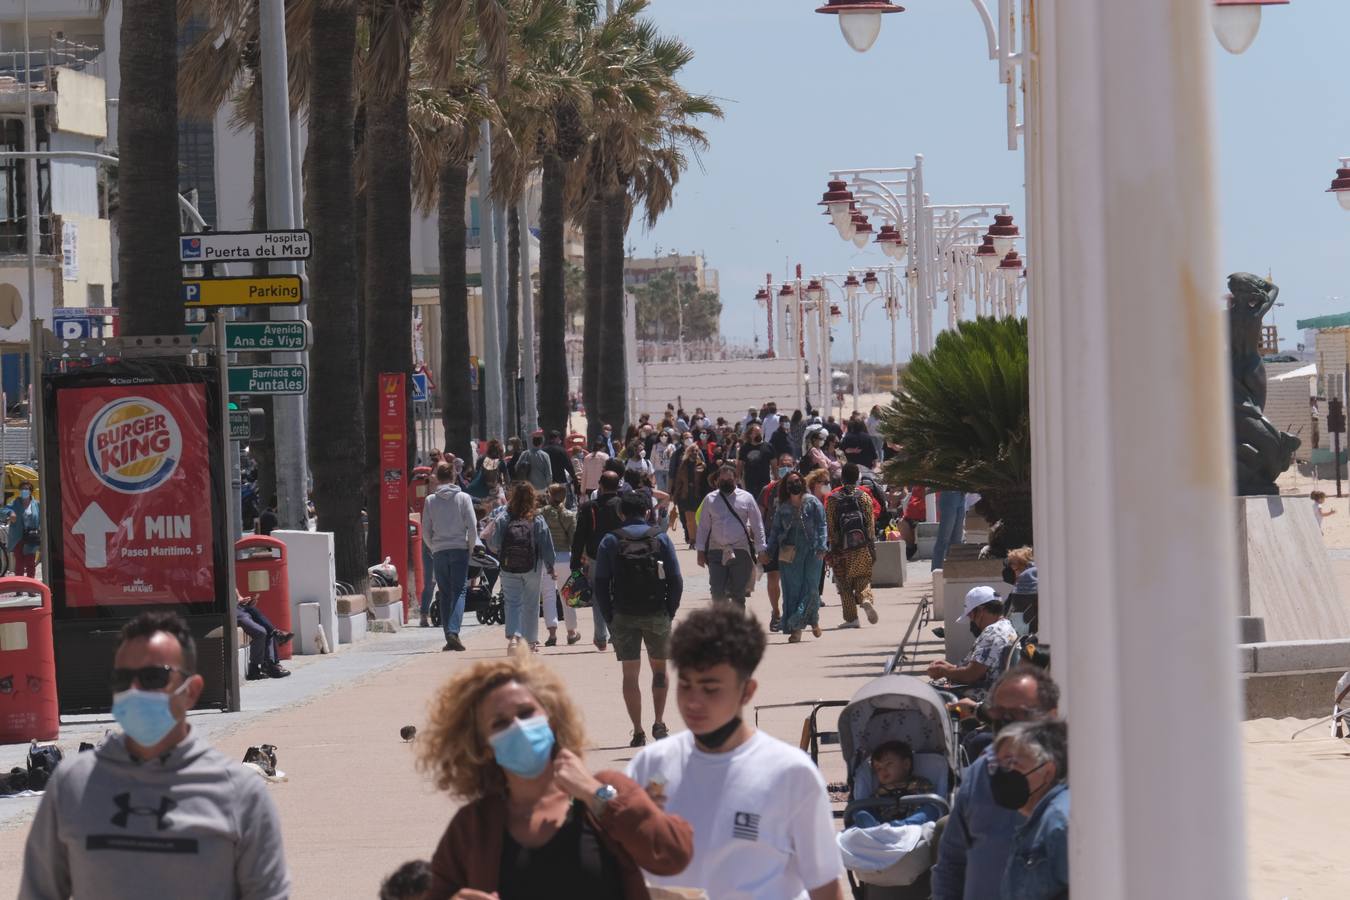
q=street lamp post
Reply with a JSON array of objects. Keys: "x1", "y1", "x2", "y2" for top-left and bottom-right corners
[{"x1": 820, "y1": 164, "x2": 1017, "y2": 352}]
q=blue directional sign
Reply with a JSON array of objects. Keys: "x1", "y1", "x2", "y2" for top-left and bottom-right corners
[{"x1": 411, "y1": 372, "x2": 429, "y2": 402}]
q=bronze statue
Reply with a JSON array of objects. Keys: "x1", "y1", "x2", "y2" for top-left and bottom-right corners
[{"x1": 1228, "y1": 273, "x2": 1299, "y2": 495}]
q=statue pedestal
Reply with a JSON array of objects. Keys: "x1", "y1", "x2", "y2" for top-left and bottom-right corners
[{"x1": 1236, "y1": 495, "x2": 1350, "y2": 641}]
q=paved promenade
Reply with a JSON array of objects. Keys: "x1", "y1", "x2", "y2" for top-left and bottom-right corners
[{"x1": 0, "y1": 547, "x2": 936, "y2": 898}]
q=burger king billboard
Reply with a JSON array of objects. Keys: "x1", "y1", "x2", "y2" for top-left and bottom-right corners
[{"x1": 44, "y1": 362, "x2": 227, "y2": 614}]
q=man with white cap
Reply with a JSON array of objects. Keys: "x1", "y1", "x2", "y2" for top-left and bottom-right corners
[{"x1": 925, "y1": 585, "x2": 1018, "y2": 693}]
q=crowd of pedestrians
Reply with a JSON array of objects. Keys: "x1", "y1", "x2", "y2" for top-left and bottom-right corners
[{"x1": 15, "y1": 397, "x2": 1070, "y2": 900}]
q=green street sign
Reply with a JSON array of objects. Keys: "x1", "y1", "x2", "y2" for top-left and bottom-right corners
[
  {"x1": 228, "y1": 365, "x2": 307, "y2": 396},
  {"x1": 188, "y1": 320, "x2": 309, "y2": 351},
  {"x1": 228, "y1": 408, "x2": 267, "y2": 441}
]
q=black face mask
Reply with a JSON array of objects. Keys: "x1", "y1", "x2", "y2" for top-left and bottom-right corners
[
  {"x1": 788, "y1": 482, "x2": 805, "y2": 496},
  {"x1": 968, "y1": 619, "x2": 982, "y2": 638},
  {"x1": 1002, "y1": 563, "x2": 1016, "y2": 585},
  {"x1": 989, "y1": 761, "x2": 1047, "y2": 810},
  {"x1": 694, "y1": 716, "x2": 743, "y2": 750},
  {"x1": 718, "y1": 481, "x2": 735, "y2": 494}
]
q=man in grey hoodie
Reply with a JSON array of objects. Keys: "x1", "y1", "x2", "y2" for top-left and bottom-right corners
[
  {"x1": 19, "y1": 611, "x2": 289, "y2": 900},
  {"x1": 422, "y1": 461, "x2": 479, "y2": 651}
]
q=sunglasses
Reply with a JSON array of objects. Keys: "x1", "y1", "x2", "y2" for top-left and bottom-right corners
[{"x1": 110, "y1": 665, "x2": 191, "y2": 693}]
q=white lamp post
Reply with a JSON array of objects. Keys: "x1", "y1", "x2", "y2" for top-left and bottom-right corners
[
  {"x1": 1328, "y1": 158, "x2": 1350, "y2": 212},
  {"x1": 1211, "y1": 0, "x2": 1289, "y2": 55},
  {"x1": 814, "y1": 0, "x2": 904, "y2": 53}
]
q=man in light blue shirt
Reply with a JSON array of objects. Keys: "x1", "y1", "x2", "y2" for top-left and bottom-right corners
[
  {"x1": 931, "y1": 665, "x2": 1060, "y2": 900},
  {"x1": 694, "y1": 465, "x2": 766, "y2": 608}
]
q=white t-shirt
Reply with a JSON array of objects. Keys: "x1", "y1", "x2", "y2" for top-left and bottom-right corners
[{"x1": 627, "y1": 729, "x2": 844, "y2": 899}]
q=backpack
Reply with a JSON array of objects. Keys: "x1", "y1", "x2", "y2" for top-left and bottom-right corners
[
  {"x1": 499, "y1": 518, "x2": 538, "y2": 573},
  {"x1": 611, "y1": 526, "x2": 668, "y2": 616},
  {"x1": 832, "y1": 488, "x2": 870, "y2": 552}
]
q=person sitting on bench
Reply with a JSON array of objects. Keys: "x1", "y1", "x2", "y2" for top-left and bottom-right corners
[
  {"x1": 926, "y1": 586, "x2": 1017, "y2": 696},
  {"x1": 237, "y1": 590, "x2": 291, "y2": 680}
]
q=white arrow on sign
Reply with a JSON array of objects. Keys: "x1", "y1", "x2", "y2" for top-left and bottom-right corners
[{"x1": 72, "y1": 502, "x2": 117, "y2": 568}]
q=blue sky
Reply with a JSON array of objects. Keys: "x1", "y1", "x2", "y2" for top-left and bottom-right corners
[{"x1": 627, "y1": 1, "x2": 1350, "y2": 363}]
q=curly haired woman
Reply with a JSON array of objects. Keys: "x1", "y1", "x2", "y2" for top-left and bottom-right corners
[{"x1": 419, "y1": 658, "x2": 693, "y2": 899}]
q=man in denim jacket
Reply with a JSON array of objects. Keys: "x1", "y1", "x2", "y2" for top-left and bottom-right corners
[{"x1": 931, "y1": 666, "x2": 1060, "y2": 900}]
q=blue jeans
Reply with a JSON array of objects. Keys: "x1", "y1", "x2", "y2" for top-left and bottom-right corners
[
  {"x1": 501, "y1": 568, "x2": 543, "y2": 643},
  {"x1": 432, "y1": 548, "x2": 470, "y2": 639},
  {"x1": 931, "y1": 490, "x2": 966, "y2": 571},
  {"x1": 420, "y1": 543, "x2": 435, "y2": 616}
]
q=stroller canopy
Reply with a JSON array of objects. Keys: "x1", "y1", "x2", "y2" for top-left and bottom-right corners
[{"x1": 836, "y1": 674, "x2": 958, "y2": 773}]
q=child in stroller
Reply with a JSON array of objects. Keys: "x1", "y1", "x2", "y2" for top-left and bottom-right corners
[{"x1": 850, "y1": 741, "x2": 944, "y2": 830}]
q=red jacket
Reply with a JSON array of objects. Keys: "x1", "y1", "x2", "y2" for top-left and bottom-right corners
[
  {"x1": 903, "y1": 485, "x2": 927, "y2": 521},
  {"x1": 427, "y1": 770, "x2": 693, "y2": 899}
]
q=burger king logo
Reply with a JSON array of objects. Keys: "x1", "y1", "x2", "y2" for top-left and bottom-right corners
[{"x1": 85, "y1": 398, "x2": 182, "y2": 493}]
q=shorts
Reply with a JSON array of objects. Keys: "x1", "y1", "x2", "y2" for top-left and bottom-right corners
[
  {"x1": 610, "y1": 613, "x2": 672, "y2": 662},
  {"x1": 761, "y1": 547, "x2": 780, "y2": 574}
]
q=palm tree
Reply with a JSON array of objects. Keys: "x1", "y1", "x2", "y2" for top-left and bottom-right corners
[
  {"x1": 575, "y1": 1, "x2": 720, "y2": 434},
  {"x1": 360, "y1": 0, "x2": 420, "y2": 563},
  {"x1": 880, "y1": 315, "x2": 1032, "y2": 554},
  {"x1": 118, "y1": 0, "x2": 181, "y2": 335},
  {"x1": 415, "y1": 0, "x2": 509, "y2": 459},
  {"x1": 304, "y1": 0, "x2": 368, "y2": 591}
]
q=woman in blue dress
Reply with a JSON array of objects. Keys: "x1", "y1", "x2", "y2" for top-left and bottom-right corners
[{"x1": 762, "y1": 471, "x2": 828, "y2": 642}]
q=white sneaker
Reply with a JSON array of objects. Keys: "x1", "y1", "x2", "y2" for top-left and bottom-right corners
[
  {"x1": 837, "y1": 619, "x2": 861, "y2": 630},
  {"x1": 862, "y1": 603, "x2": 879, "y2": 625}
]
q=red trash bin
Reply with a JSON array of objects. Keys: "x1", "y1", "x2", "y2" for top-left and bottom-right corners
[
  {"x1": 234, "y1": 536, "x2": 293, "y2": 661},
  {"x1": 410, "y1": 466, "x2": 433, "y2": 514},
  {"x1": 0, "y1": 577, "x2": 58, "y2": 744}
]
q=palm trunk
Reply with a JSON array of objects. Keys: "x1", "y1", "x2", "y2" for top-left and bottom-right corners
[
  {"x1": 581, "y1": 197, "x2": 603, "y2": 440},
  {"x1": 438, "y1": 158, "x2": 473, "y2": 461},
  {"x1": 354, "y1": 103, "x2": 367, "y2": 395},
  {"x1": 537, "y1": 153, "x2": 568, "y2": 435},
  {"x1": 505, "y1": 206, "x2": 521, "y2": 438},
  {"x1": 598, "y1": 187, "x2": 628, "y2": 434},
  {"x1": 118, "y1": 0, "x2": 180, "y2": 335},
  {"x1": 362, "y1": 32, "x2": 413, "y2": 565},
  {"x1": 305, "y1": 1, "x2": 366, "y2": 590},
  {"x1": 983, "y1": 488, "x2": 1034, "y2": 557}
]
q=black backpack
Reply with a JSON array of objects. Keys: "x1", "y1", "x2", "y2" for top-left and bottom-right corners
[
  {"x1": 833, "y1": 487, "x2": 870, "y2": 552},
  {"x1": 611, "y1": 527, "x2": 668, "y2": 616},
  {"x1": 499, "y1": 518, "x2": 538, "y2": 573}
]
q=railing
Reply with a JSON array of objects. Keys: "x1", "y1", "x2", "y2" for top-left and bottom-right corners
[
  {"x1": 0, "y1": 39, "x2": 104, "y2": 92},
  {"x1": 0, "y1": 217, "x2": 53, "y2": 256}
]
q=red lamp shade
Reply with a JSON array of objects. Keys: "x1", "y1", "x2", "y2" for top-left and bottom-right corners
[{"x1": 1327, "y1": 164, "x2": 1350, "y2": 212}]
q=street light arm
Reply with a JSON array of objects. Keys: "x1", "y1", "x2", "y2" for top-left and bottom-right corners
[
  {"x1": 0, "y1": 149, "x2": 209, "y2": 229},
  {"x1": 970, "y1": 0, "x2": 999, "y2": 59}
]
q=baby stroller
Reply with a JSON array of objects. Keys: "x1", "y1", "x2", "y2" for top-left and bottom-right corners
[
  {"x1": 429, "y1": 545, "x2": 505, "y2": 627},
  {"x1": 833, "y1": 674, "x2": 961, "y2": 899}
]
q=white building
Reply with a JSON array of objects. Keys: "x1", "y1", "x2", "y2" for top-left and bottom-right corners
[{"x1": 0, "y1": 4, "x2": 112, "y2": 399}]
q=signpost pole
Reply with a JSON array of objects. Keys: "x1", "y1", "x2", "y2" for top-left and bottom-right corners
[
  {"x1": 30, "y1": 315, "x2": 47, "y2": 585},
  {"x1": 259, "y1": 0, "x2": 309, "y2": 531},
  {"x1": 217, "y1": 312, "x2": 241, "y2": 712}
]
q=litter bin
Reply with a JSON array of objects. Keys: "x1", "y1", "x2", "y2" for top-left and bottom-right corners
[
  {"x1": 0, "y1": 576, "x2": 58, "y2": 744},
  {"x1": 234, "y1": 536, "x2": 293, "y2": 661},
  {"x1": 410, "y1": 466, "x2": 433, "y2": 514}
]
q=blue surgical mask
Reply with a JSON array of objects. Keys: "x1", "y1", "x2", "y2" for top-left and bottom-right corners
[
  {"x1": 777, "y1": 466, "x2": 792, "y2": 479},
  {"x1": 488, "y1": 714, "x2": 555, "y2": 778},
  {"x1": 19, "y1": 489, "x2": 31, "y2": 500},
  {"x1": 112, "y1": 684, "x2": 186, "y2": 747}
]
